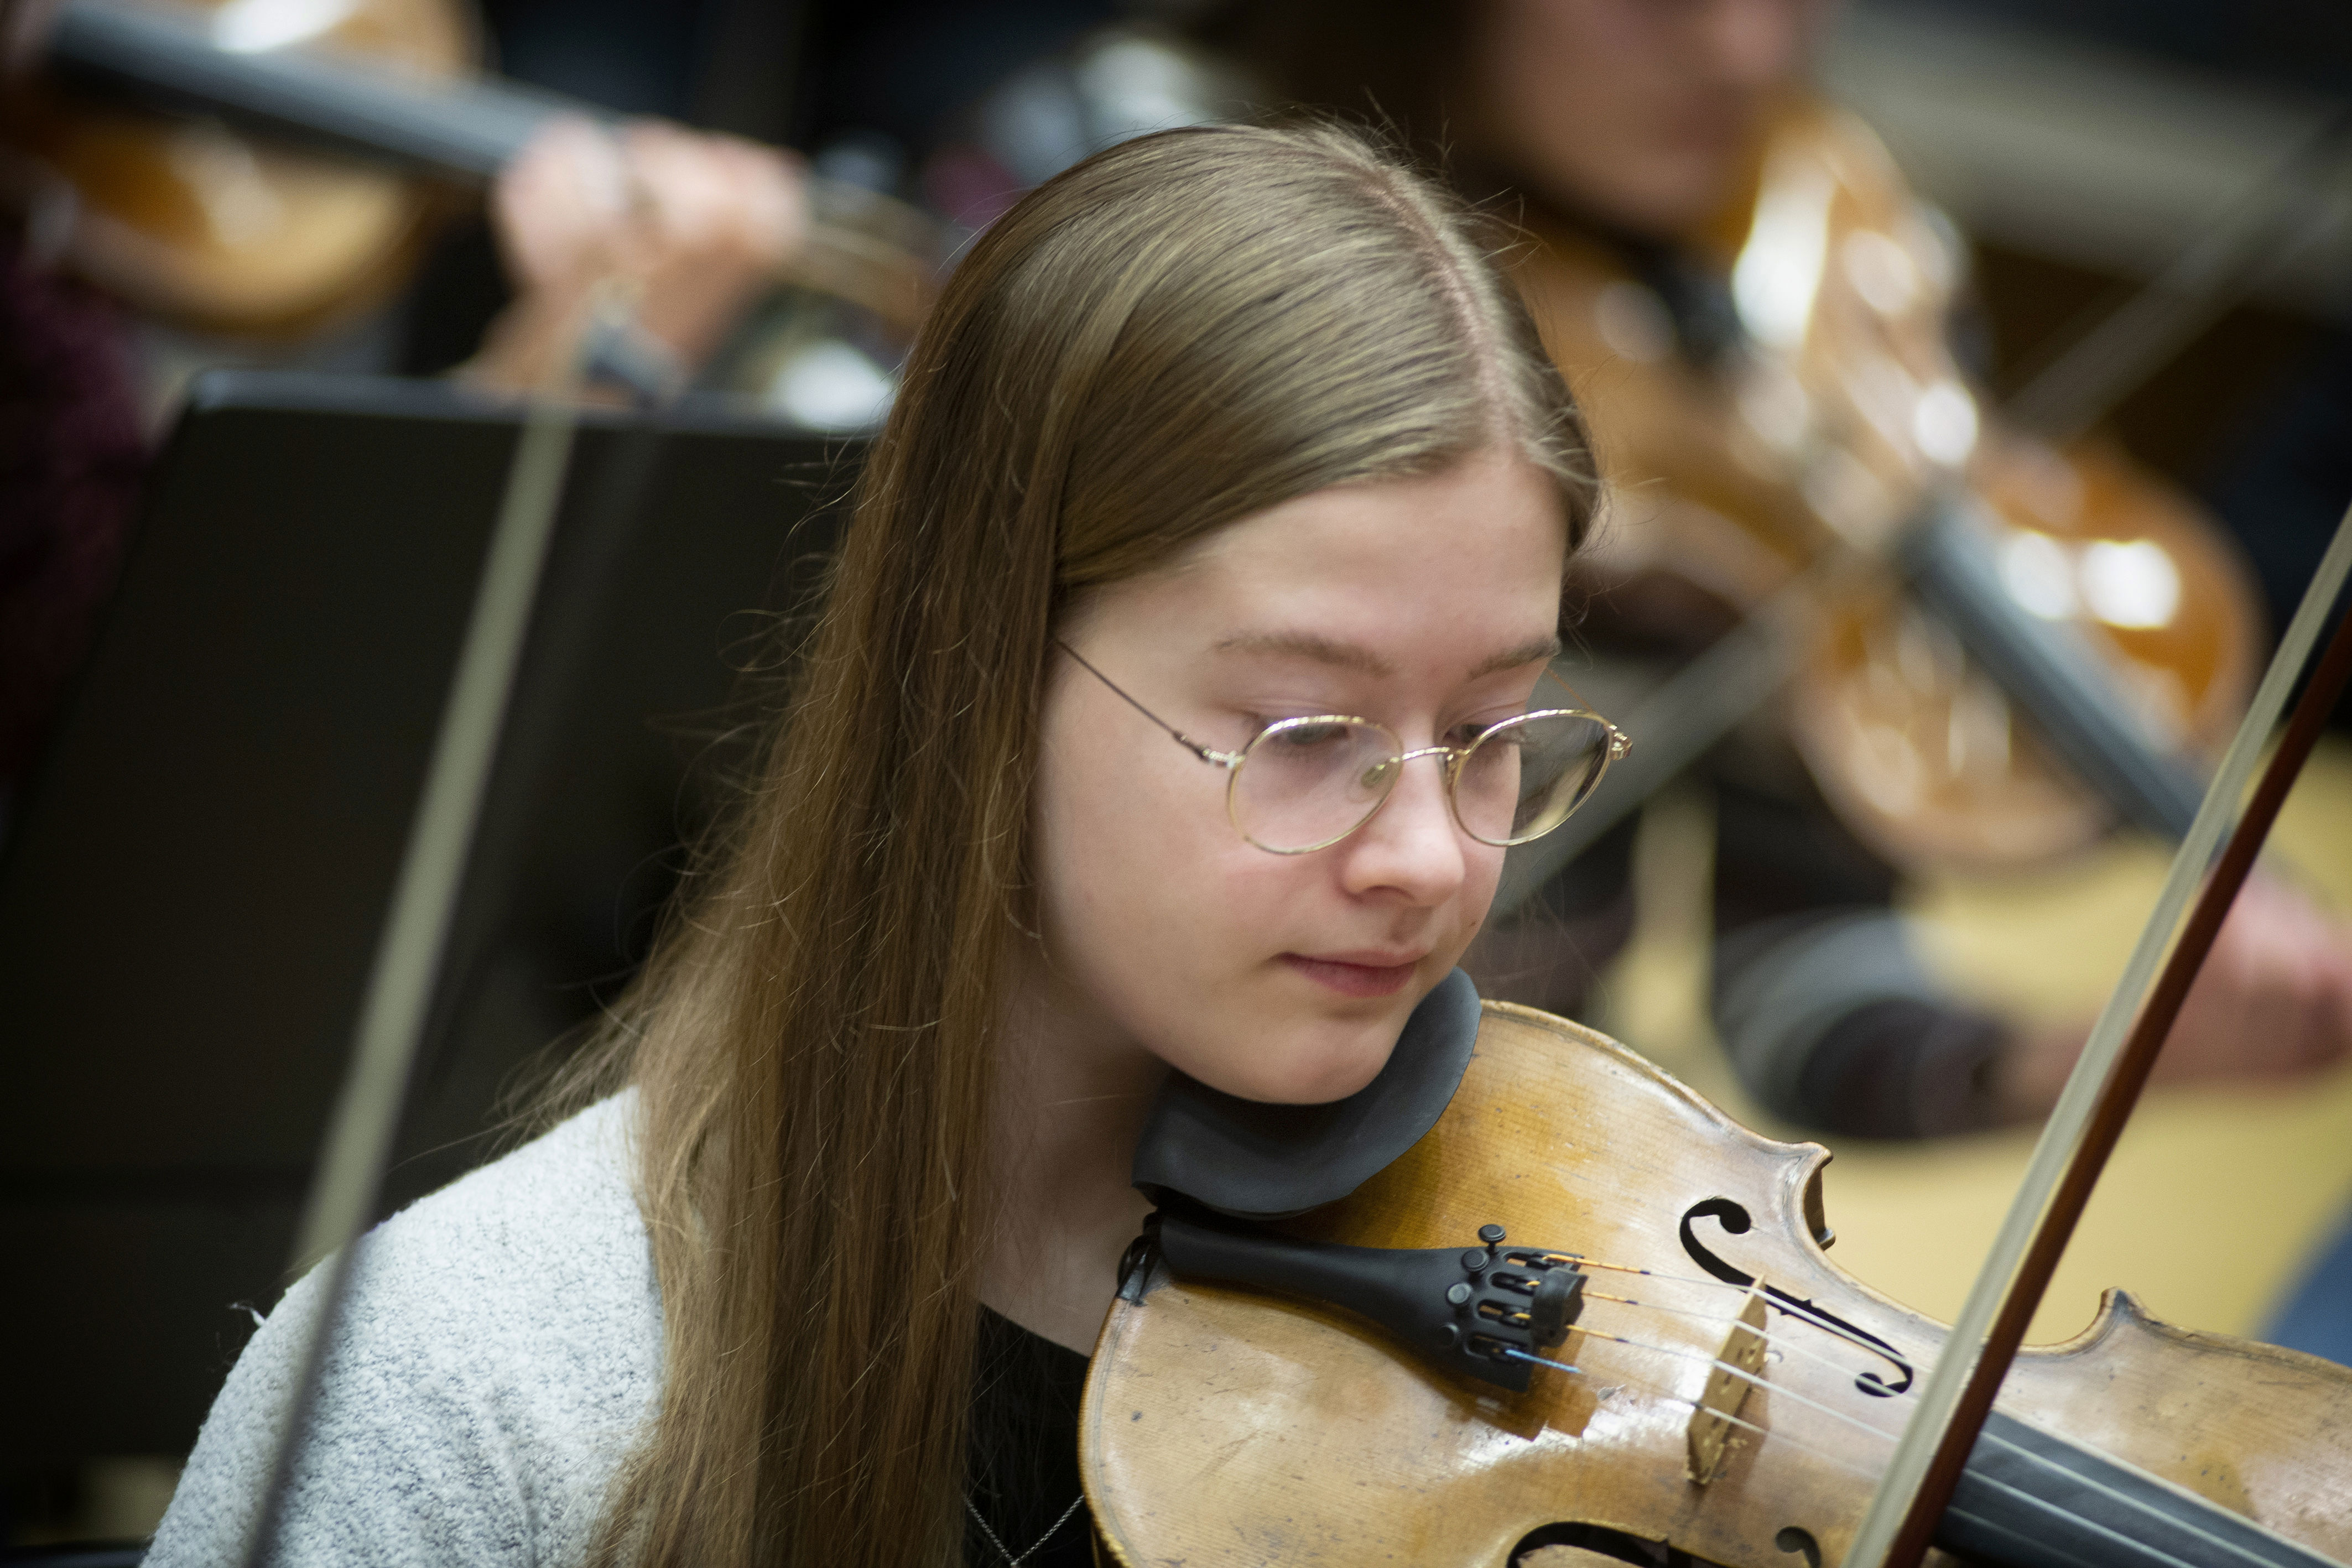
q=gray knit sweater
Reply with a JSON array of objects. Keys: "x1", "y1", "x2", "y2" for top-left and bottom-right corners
[{"x1": 146, "y1": 1095, "x2": 659, "y2": 1566}]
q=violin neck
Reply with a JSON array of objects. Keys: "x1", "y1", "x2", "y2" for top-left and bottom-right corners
[
  {"x1": 1903, "y1": 494, "x2": 2205, "y2": 841},
  {"x1": 49, "y1": 0, "x2": 585, "y2": 181},
  {"x1": 1949, "y1": 1410, "x2": 2334, "y2": 1568}
]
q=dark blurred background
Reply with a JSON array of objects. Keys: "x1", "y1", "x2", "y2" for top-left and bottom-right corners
[{"x1": 436, "y1": 0, "x2": 2352, "y2": 670}]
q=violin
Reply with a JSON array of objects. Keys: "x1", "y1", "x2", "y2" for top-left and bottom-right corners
[
  {"x1": 1080, "y1": 520, "x2": 2352, "y2": 1566},
  {"x1": 1509, "y1": 102, "x2": 2264, "y2": 873},
  {"x1": 3, "y1": 0, "x2": 481, "y2": 332},
  {"x1": 3, "y1": 0, "x2": 937, "y2": 352},
  {"x1": 1081, "y1": 1000, "x2": 2352, "y2": 1566}
]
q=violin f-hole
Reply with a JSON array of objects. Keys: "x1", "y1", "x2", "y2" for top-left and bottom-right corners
[
  {"x1": 1676, "y1": 1197, "x2": 1915, "y2": 1397},
  {"x1": 1678, "y1": 1199, "x2": 1756, "y2": 1287},
  {"x1": 1508, "y1": 1521, "x2": 1736, "y2": 1567}
]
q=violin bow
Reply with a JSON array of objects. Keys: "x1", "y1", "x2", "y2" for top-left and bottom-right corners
[
  {"x1": 235, "y1": 299, "x2": 636, "y2": 1565},
  {"x1": 1846, "y1": 497, "x2": 2352, "y2": 1568}
]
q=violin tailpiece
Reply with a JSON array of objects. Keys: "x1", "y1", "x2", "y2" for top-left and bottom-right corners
[
  {"x1": 1148, "y1": 1208, "x2": 1589, "y2": 1392},
  {"x1": 1686, "y1": 1285, "x2": 1769, "y2": 1484}
]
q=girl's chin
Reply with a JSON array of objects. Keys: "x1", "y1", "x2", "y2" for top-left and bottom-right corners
[
  {"x1": 1141, "y1": 962, "x2": 1432, "y2": 1104},
  {"x1": 1222, "y1": 1014, "x2": 1402, "y2": 1106}
]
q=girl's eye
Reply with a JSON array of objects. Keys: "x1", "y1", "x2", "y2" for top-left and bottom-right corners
[
  {"x1": 1244, "y1": 712, "x2": 1338, "y2": 740},
  {"x1": 1267, "y1": 721, "x2": 1354, "y2": 749},
  {"x1": 1449, "y1": 718, "x2": 1521, "y2": 749}
]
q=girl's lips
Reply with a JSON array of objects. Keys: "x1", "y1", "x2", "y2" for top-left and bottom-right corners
[{"x1": 1280, "y1": 952, "x2": 1419, "y2": 998}]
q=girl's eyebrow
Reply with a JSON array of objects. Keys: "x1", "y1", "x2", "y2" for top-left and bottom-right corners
[
  {"x1": 1210, "y1": 629, "x2": 1393, "y2": 676},
  {"x1": 1209, "y1": 631, "x2": 1563, "y2": 681},
  {"x1": 1469, "y1": 636, "x2": 1564, "y2": 679}
]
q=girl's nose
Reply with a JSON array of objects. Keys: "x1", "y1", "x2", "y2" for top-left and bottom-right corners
[{"x1": 1340, "y1": 751, "x2": 1470, "y2": 904}]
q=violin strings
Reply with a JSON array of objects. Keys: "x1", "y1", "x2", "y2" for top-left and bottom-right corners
[
  {"x1": 1580, "y1": 1289, "x2": 1910, "y2": 1390},
  {"x1": 1560, "y1": 1310, "x2": 2269, "y2": 1568},
  {"x1": 1503, "y1": 1348, "x2": 1584, "y2": 1377},
  {"x1": 1961, "y1": 1431, "x2": 2302, "y2": 1568},
  {"x1": 1498, "y1": 1347, "x2": 1879, "y2": 1482},
  {"x1": 1558, "y1": 1255, "x2": 1741, "y2": 1292},
  {"x1": 1952, "y1": 1460, "x2": 2233, "y2": 1568},
  {"x1": 1926, "y1": 1503, "x2": 2110, "y2": 1568},
  {"x1": 1571, "y1": 1324, "x2": 1907, "y2": 1449},
  {"x1": 1496, "y1": 1242, "x2": 2308, "y2": 1560},
  {"x1": 1501, "y1": 1349, "x2": 2093, "y2": 1565},
  {"x1": 1568, "y1": 1255, "x2": 1916, "y2": 1371}
]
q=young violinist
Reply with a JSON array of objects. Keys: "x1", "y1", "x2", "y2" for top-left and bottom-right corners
[{"x1": 146, "y1": 122, "x2": 1614, "y2": 1566}]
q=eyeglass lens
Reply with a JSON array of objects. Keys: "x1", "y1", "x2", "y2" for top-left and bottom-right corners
[{"x1": 1228, "y1": 711, "x2": 1617, "y2": 853}]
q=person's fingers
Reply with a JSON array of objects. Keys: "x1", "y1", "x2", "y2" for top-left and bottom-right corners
[
  {"x1": 2302, "y1": 939, "x2": 2352, "y2": 1069},
  {"x1": 596, "y1": 124, "x2": 809, "y2": 366},
  {"x1": 2157, "y1": 885, "x2": 2322, "y2": 1081},
  {"x1": 618, "y1": 122, "x2": 730, "y2": 247},
  {"x1": 615, "y1": 123, "x2": 797, "y2": 256},
  {"x1": 495, "y1": 116, "x2": 631, "y2": 289},
  {"x1": 711, "y1": 138, "x2": 809, "y2": 263},
  {"x1": 2025, "y1": 880, "x2": 2352, "y2": 1109},
  {"x1": 2251, "y1": 884, "x2": 2352, "y2": 1071},
  {"x1": 491, "y1": 116, "x2": 813, "y2": 374}
]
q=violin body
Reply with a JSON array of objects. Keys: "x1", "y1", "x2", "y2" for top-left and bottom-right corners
[
  {"x1": 1081, "y1": 1003, "x2": 2352, "y2": 1565},
  {"x1": 1797, "y1": 437, "x2": 2258, "y2": 866},
  {"x1": 3, "y1": 0, "x2": 477, "y2": 332},
  {"x1": 1512, "y1": 105, "x2": 2262, "y2": 869}
]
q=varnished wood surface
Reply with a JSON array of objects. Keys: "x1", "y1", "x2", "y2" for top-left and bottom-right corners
[
  {"x1": 1511, "y1": 103, "x2": 2262, "y2": 873},
  {"x1": 1081, "y1": 1003, "x2": 2352, "y2": 1566},
  {"x1": 7, "y1": 0, "x2": 476, "y2": 332}
]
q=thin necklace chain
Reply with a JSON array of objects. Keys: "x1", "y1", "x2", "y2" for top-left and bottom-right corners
[{"x1": 966, "y1": 1491, "x2": 1086, "y2": 1567}]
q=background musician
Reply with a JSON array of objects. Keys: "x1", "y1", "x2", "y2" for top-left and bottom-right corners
[
  {"x1": 0, "y1": 59, "x2": 805, "y2": 827},
  {"x1": 1173, "y1": 0, "x2": 2352, "y2": 1373},
  {"x1": 1182, "y1": 0, "x2": 2352, "y2": 1138}
]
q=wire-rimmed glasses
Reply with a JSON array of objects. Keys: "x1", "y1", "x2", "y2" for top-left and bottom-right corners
[{"x1": 1058, "y1": 643, "x2": 1632, "y2": 855}]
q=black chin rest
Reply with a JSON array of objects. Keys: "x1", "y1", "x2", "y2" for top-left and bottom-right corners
[{"x1": 1130, "y1": 968, "x2": 1482, "y2": 1220}]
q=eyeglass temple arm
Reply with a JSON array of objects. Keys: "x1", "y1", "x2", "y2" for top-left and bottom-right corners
[
  {"x1": 1053, "y1": 640, "x2": 1235, "y2": 765},
  {"x1": 1539, "y1": 664, "x2": 1633, "y2": 758}
]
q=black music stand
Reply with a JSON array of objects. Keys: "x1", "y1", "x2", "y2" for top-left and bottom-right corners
[{"x1": 0, "y1": 371, "x2": 857, "y2": 1504}]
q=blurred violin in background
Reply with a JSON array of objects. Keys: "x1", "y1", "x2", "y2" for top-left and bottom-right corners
[
  {"x1": 3, "y1": 0, "x2": 480, "y2": 336},
  {"x1": 1512, "y1": 101, "x2": 2263, "y2": 877},
  {"x1": 2, "y1": 0, "x2": 944, "y2": 413}
]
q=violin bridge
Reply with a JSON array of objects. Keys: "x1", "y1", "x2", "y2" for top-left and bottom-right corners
[{"x1": 1685, "y1": 1285, "x2": 1768, "y2": 1484}]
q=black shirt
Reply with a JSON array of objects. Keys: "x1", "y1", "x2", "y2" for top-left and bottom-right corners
[{"x1": 965, "y1": 1307, "x2": 1095, "y2": 1568}]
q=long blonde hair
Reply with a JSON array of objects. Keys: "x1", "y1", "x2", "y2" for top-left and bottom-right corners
[{"x1": 575, "y1": 122, "x2": 1596, "y2": 1566}]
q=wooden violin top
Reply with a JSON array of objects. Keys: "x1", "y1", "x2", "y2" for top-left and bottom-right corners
[{"x1": 1082, "y1": 1002, "x2": 2352, "y2": 1566}]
